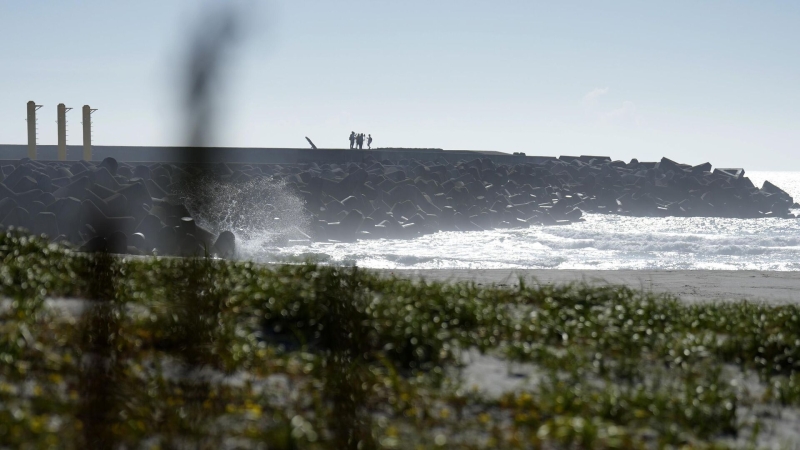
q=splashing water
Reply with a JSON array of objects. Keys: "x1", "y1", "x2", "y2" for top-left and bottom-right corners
[
  {"x1": 179, "y1": 176, "x2": 310, "y2": 258},
  {"x1": 229, "y1": 171, "x2": 800, "y2": 270},
  {"x1": 176, "y1": 171, "x2": 800, "y2": 269}
]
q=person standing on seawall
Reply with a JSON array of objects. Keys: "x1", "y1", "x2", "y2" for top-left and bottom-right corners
[
  {"x1": 349, "y1": 131, "x2": 356, "y2": 149},
  {"x1": 367, "y1": 134, "x2": 373, "y2": 149},
  {"x1": 356, "y1": 133, "x2": 364, "y2": 149}
]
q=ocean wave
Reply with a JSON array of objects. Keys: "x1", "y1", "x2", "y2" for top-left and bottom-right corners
[{"x1": 241, "y1": 175, "x2": 800, "y2": 271}]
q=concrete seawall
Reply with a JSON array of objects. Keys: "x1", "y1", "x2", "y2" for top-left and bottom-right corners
[{"x1": 0, "y1": 144, "x2": 550, "y2": 166}]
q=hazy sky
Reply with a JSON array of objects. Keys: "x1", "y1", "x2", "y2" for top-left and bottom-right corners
[{"x1": 1, "y1": 1, "x2": 798, "y2": 169}]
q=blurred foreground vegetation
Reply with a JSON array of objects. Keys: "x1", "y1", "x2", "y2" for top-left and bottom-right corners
[{"x1": 1, "y1": 230, "x2": 799, "y2": 449}]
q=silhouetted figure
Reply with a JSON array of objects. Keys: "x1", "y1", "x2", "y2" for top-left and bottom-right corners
[
  {"x1": 349, "y1": 131, "x2": 356, "y2": 149},
  {"x1": 367, "y1": 134, "x2": 373, "y2": 149},
  {"x1": 356, "y1": 133, "x2": 364, "y2": 149}
]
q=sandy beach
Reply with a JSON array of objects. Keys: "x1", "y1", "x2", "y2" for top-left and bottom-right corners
[{"x1": 375, "y1": 269, "x2": 800, "y2": 304}]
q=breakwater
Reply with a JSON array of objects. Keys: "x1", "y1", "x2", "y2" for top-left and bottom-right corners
[
  {"x1": 0, "y1": 148, "x2": 795, "y2": 258},
  {"x1": 0, "y1": 145, "x2": 536, "y2": 165}
]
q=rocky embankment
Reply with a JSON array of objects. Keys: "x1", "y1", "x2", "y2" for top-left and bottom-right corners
[
  {"x1": 0, "y1": 158, "x2": 234, "y2": 257},
  {"x1": 0, "y1": 155, "x2": 795, "y2": 256},
  {"x1": 303, "y1": 155, "x2": 796, "y2": 242}
]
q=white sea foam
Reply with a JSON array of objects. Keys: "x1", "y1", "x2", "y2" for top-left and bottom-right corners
[{"x1": 234, "y1": 171, "x2": 800, "y2": 271}]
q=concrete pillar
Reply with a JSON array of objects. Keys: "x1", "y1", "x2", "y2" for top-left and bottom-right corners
[
  {"x1": 82, "y1": 105, "x2": 95, "y2": 161},
  {"x1": 26, "y1": 101, "x2": 38, "y2": 160},
  {"x1": 57, "y1": 103, "x2": 71, "y2": 161}
]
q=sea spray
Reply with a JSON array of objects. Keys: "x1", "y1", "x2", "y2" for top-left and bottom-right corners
[
  {"x1": 172, "y1": 171, "x2": 800, "y2": 269},
  {"x1": 177, "y1": 175, "x2": 310, "y2": 258}
]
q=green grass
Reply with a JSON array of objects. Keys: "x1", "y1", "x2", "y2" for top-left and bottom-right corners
[{"x1": 1, "y1": 229, "x2": 799, "y2": 448}]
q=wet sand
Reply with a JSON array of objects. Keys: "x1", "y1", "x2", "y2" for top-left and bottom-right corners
[{"x1": 374, "y1": 269, "x2": 800, "y2": 304}]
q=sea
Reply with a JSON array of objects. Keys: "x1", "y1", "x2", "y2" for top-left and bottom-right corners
[{"x1": 230, "y1": 172, "x2": 800, "y2": 271}]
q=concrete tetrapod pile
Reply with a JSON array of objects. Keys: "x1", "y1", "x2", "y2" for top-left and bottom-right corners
[
  {"x1": 0, "y1": 157, "x2": 236, "y2": 257},
  {"x1": 0, "y1": 154, "x2": 796, "y2": 256},
  {"x1": 302, "y1": 155, "x2": 796, "y2": 242}
]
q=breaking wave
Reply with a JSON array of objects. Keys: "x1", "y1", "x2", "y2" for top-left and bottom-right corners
[
  {"x1": 194, "y1": 171, "x2": 800, "y2": 271},
  {"x1": 178, "y1": 176, "x2": 311, "y2": 258}
]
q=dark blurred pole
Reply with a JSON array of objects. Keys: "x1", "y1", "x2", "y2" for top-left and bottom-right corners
[
  {"x1": 176, "y1": 0, "x2": 246, "y2": 432},
  {"x1": 181, "y1": 5, "x2": 242, "y2": 167},
  {"x1": 76, "y1": 5, "x2": 246, "y2": 448},
  {"x1": 176, "y1": 1, "x2": 245, "y2": 361}
]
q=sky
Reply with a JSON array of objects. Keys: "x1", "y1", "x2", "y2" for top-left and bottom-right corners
[{"x1": 0, "y1": 0, "x2": 798, "y2": 169}]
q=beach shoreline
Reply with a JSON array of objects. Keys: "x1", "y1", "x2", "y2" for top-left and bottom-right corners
[{"x1": 373, "y1": 268, "x2": 800, "y2": 304}]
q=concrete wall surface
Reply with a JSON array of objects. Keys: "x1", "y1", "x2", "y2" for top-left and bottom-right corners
[{"x1": 0, "y1": 144, "x2": 556, "y2": 165}]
